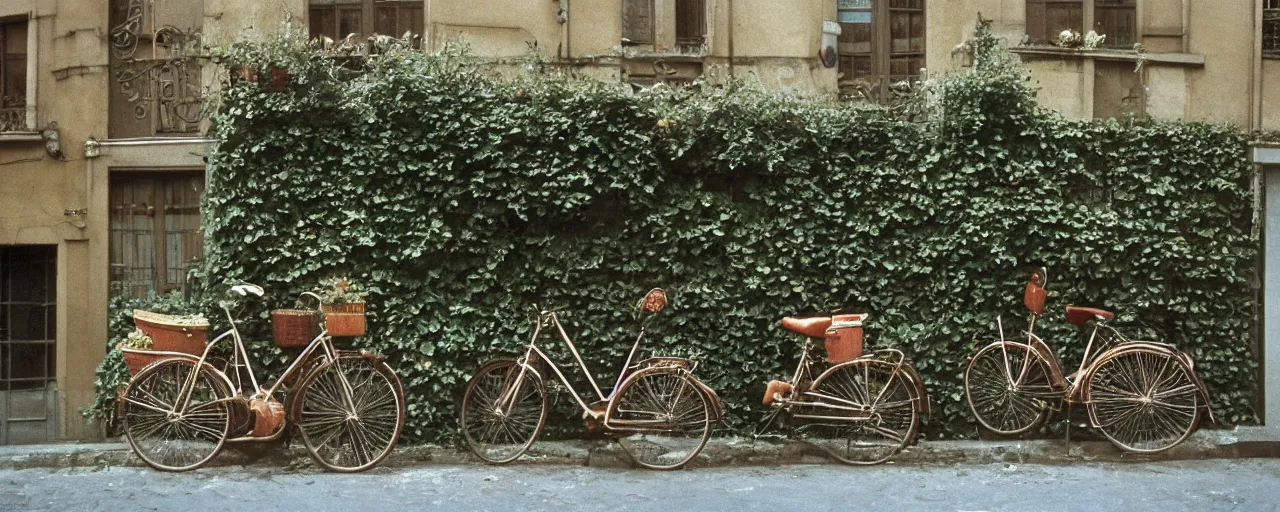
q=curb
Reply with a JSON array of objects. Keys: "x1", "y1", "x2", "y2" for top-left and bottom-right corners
[{"x1": 2, "y1": 428, "x2": 1276, "y2": 471}]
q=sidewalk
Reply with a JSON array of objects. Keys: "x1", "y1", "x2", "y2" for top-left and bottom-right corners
[{"x1": 2, "y1": 427, "x2": 1277, "y2": 471}]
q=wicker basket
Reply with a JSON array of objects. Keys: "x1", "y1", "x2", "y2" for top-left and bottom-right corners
[
  {"x1": 133, "y1": 310, "x2": 209, "y2": 356},
  {"x1": 322, "y1": 302, "x2": 366, "y2": 337},
  {"x1": 272, "y1": 309, "x2": 321, "y2": 348}
]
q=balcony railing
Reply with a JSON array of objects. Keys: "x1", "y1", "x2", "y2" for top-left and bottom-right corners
[{"x1": 0, "y1": 104, "x2": 32, "y2": 133}]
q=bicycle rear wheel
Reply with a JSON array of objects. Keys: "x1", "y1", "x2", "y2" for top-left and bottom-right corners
[
  {"x1": 610, "y1": 369, "x2": 713, "y2": 470},
  {"x1": 1087, "y1": 348, "x2": 1200, "y2": 453},
  {"x1": 122, "y1": 358, "x2": 231, "y2": 471},
  {"x1": 460, "y1": 359, "x2": 548, "y2": 464},
  {"x1": 802, "y1": 359, "x2": 919, "y2": 465},
  {"x1": 295, "y1": 354, "x2": 405, "y2": 472}
]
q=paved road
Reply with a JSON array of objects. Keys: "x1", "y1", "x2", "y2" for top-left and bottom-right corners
[{"x1": 1, "y1": 459, "x2": 1277, "y2": 512}]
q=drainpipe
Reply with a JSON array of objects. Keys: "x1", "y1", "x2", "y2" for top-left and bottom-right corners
[
  {"x1": 727, "y1": 0, "x2": 735, "y2": 77},
  {"x1": 426, "y1": 0, "x2": 434, "y2": 52},
  {"x1": 1254, "y1": 0, "x2": 1264, "y2": 132}
]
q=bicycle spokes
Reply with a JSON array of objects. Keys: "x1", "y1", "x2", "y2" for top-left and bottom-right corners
[
  {"x1": 1088, "y1": 349, "x2": 1199, "y2": 453},
  {"x1": 123, "y1": 360, "x2": 230, "y2": 472},
  {"x1": 965, "y1": 342, "x2": 1054, "y2": 435},
  {"x1": 296, "y1": 357, "x2": 404, "y2": 472},
  {"x1": 613, "y1": 370, "x2": 712, "y2": 470},
  {"x1": 460, "y1": 360, "x2": 548, "y2": 464}
]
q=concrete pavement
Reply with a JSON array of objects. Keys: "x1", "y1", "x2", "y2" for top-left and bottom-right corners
[{"x1": 2, "y1": 459, "x2": 1278, "y2": 511}]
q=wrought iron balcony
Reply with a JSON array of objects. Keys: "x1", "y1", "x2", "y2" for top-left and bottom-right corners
[{"x1": 0, "y1": 102, "x2": 32, "y2": 133}]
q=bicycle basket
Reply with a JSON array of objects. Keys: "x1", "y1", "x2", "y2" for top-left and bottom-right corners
[
  {"x1": 322, "y1": 302, "x2": 366, "y2": 337},
  {"x1": 271, "y1": 309, "x2": 321, "y2": 347}
]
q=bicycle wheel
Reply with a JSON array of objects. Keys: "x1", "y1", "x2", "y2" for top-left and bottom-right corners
[
  {"x1": 610, "y1": 369, "x2": 712, "y2": 470},
  {"x1": 802, "y1": 359, "x2": 919, "y2": 465},
  {"x1": 1087, "y1": 348, "x2": 1200, "y2": 453},
  {"x1": 460, "y1": 359, "x2": 548, "y2": 464},
  {"x1": 295, "y1": 354, "x2": 405, "y2": 472},
  {"x1": 122, "y1": 358, "x2": 231, "y2": 471},
  {"x1": 965, "y1": 341, "x2": 1056, "y2": 435}
]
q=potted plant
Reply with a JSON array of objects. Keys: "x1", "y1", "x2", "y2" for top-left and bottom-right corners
[
  {"x1": 319, "y1": 277, "x2": 367, "y2": 337},
  {"x1": 119, "y1": 329, "x2": 160, "y2": 377}
]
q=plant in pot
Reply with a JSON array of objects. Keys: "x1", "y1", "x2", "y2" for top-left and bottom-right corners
[
  {"x1": 118, "y1": 329, "x2": 159, "y2": 377},
  {"x1": 319, "y1": 277, "x2": 367, "y2": 337}
]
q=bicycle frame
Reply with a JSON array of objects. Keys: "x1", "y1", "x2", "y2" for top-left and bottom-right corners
[
  {"x1": 996, "y1": 310, "x2": 1132, "y2": 402},
  {"x1": 499, "y1": 309, "x2": 652, "y2": 416},
  {"x1": 160, "y1": 293, "x2": 351, "y2": 443}
]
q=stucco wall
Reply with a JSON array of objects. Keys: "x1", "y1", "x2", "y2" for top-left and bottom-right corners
[
  {"x1": 0, "y1": 0, "x2": 306, "y2": 442},
  {"x1": 1264, "y1": 60, "x2": 1280, "y2": 132}
]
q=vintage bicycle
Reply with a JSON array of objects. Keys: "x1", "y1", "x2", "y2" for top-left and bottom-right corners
[
  {"x1": 119, "y1": 284, "x2": 406, "y2": 472},
  {"x1": 758, "y1": 312, "x2": 930, "y2": 465},
  {"x1": 459, "y1": 289, "x2": 724, "y2": 470},
  {"x1": 963, "y1": 268, "x2": 1213, "y2": 453}
]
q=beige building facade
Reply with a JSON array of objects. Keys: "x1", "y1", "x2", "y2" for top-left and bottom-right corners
[{"x1": 0, "y1": 0, "x2": 1277, "y2": 443}]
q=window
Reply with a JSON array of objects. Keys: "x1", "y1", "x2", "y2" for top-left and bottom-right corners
[
  {"x1": 1266, "y1": 0, "x2": 1280, "y2": 57},
  {"x1": 0, "y1": 19, "x2": 28, "y2": 133},
  {"x1": 0, "y1": 245, "x2": 57, "y2": 445},
  {"x1": 837, "y1": 0, "x2": 925, "y2": 101},
  {"x1": 675, "y1": 0, "x2": 707, "y2": 48},
  {"x1": 622, "y1": 0, "x2": 706, "y2": 50},
  {"x1": 622, "y1": 0, "x2": 654, "y2": 46},
  {"x1": 308, "y1": 0, "x2": 424, "y2": 46},
  {"x1": 109, "y1": 173, "x2": 205, "y2": 299},
  {"x1": 1025, "y1": 0, "x2": 1134, "y2": 49},
  {"x1": 1093, "y1": 0, "x2": 1136, "y2": 48}
]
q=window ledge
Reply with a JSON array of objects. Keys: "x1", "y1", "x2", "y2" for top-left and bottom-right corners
[
  {"x1": 0, "y1": 131, "x2": 42, "y2": 143},
  {"x1": 1010, "y1": 46, "x2": 1205, "y2": 67}
]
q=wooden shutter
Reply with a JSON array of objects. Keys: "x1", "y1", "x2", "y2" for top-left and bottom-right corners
[{"x1": 623, "y1": 0, "x2": 654, "y2": 45}]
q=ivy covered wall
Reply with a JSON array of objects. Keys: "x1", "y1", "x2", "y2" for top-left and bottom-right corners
[{"x1": 91, "y1": 24, "x2": 1259, "y2": 441}]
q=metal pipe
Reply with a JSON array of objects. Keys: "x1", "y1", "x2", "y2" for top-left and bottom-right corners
[{"x1": 727, "y1": 0, "x2": 735, "y2": 77}]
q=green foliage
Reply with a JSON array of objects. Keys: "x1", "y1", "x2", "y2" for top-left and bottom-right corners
[{"x1": 173, "y1": 21, "x2": 1263, "y2": 442}]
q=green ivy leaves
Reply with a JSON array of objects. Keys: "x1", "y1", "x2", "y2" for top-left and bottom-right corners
[{"x1": 90, "y1": 27, "x2": 1261, "y2": 443}]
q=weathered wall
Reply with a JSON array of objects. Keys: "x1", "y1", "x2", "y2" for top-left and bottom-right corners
[
  {"x1": 924, "y1": 0, "x2": 1269, "y2": 128},
  {"x1": 1263, "y1": 61, "x2": 1280, "y2": 132},
  {"x1": 0, "y1": 0, "x2": 304, "y2": 442}
]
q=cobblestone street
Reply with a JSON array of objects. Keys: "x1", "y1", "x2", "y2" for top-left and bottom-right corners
[{"x1": 2, "y1": 459, "x2": 1278, "y2": 512}]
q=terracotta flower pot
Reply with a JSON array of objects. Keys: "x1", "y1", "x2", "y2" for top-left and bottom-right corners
[{"x1": 268, "y1": 67, "x2": 291, "y2": 91}]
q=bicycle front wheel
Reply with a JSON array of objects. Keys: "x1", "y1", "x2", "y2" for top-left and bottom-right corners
[
  {"x1": 295, "y1": 354, "x2": 406, "y2": 472},
  {"x1": 965, "y1": 341, "x2": 1056, "y2": 435},
  {"x1": 610, "y1": 369, "x2": 713, "y2": 470},
  {"x1": 122, "y1": 358, "x2": 231, "y2": 472},
  {"x1": 1087, "y1": 348, "x2": 1201, "y2": 453},
  {"x1": 802, "y1": 359, "x2": 919, "y2": 465},
  {"x1": 460, "y1": 360, "x2": 548, "y2": 464}
]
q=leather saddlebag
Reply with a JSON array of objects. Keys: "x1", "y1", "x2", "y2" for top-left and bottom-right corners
[{"x1": 824, "y1": 318, "x2": 865, "y2": 363}]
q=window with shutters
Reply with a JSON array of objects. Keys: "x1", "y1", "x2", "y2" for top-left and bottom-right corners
[
  {"x1": 675, "y1": 0, "x2": 707, "y2": 48},
  {"x1": 1266, "y1": 0, "x2": 1280, "y2": 58},
  {"x1": 308, "y1": 0, "x2": 424, "y2": 46},
  {"x1": 109, "y1": 173, "x2": 205, "y2": 299},
  {"x1": 1025, "y1": 0, "x2": 1134, "y2": 49},
  {"x1": 622, "y1": 0, "x2": 706, "y2": 50},
  {"x1": 623, "y1": 0, "x2": 655, "y2": 46},
  {"x1": 837, "y1": 0, "x2": 925, "y2": 102}
]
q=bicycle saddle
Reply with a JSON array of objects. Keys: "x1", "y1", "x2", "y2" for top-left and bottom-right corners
[
  {"x1": 1065, "y1": 305, "x2": 1114, "y2": 328},
  {"x1": 781, "y1": 313, "x2": 867, "y2": 338}
]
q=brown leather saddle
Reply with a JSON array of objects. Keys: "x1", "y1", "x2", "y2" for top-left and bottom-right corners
[
  {"x1": 1065, "y1": 305, "x2": 1115, "y2": 327},
  {"x1": 780, "y1": 313, "x2": 867, "y2": 338}
]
